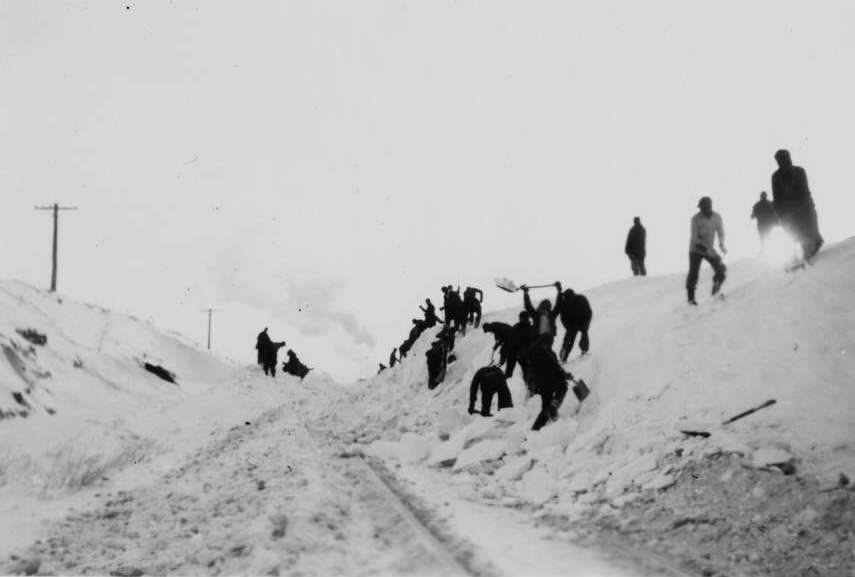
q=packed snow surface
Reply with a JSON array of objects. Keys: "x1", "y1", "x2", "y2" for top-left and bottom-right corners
[
  {"x1": 2, "y1": 238, "x2": 854, "y2": 576},
  {"x1": 346, "y1": 238, "x2": 855, "y2": 520}
]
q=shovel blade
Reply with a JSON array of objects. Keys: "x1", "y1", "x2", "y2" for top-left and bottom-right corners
[
  {"x1": 494, "y1": 277, "x2": 519, "y2": 293},
  {"x1": 572, "y1": 379, "x2": 590, "y2": 403}
]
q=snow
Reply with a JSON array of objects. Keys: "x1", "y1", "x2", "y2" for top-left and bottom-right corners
[
  {"x1": 0, "y1": 280, "x2": 283, "y2": 558},
  {"x1": 337, "y1": 237, "x2": 855, "y2": 526},
  {"x1": 2, "y1": 237, "x2": 855, "y2": 575}
]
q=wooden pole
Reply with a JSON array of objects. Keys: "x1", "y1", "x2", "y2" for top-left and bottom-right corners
[
  {"x1": 200, "y1": 308, "x2": 222, "y2": 350},
  {"x1": 51, "y1": 204, "x2": 58, "y2": 291},
  {"x1": 35, "y1": 203, "x2": 78, "y2": 292}
]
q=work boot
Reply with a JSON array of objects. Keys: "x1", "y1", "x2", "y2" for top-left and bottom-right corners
[{"x1": 711, "y1": 278, "x2": 723, "y2": 296}]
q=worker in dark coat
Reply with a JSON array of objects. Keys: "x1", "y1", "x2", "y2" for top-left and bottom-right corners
[
  {"x1": 425, "y1": 340, "x2": 448, "y2": 389},
  {"x1": 463, "y1": 286, "x2": 484, "y2": 328},
  {"x1": 771, "y1": 149, "x2": 823, "y2": 260},
  {"x1": 559, "y1": 289, "x2": 593, "y2": 362},
  {"x1": 522, "y1": 282, "x2": 562, "y2": 350},
  {"x1": 282, "y1": 350, "x2": 311, "y2": 380},
  {"x1": 263, "y1": 341, "x2": 286, "y2": 377},
  {"x1": 506, "y1": 311, "x2": 537, "y2": 379},
  {"x1": 624, "y1": 217, "x2": 647, "y2": 276},
  {"x1": 521, "y1": 346, "x2": 568, "y2": 431},
  {"x1": 750, "y1": 191, "x2": 778, "y2": 245},
  {"x1": 420, "y1": 299, "x2": 441, "y2": 328},
  {"x1": 442, "y1": 286, "x2": 466, "y2": 334},
  {"x1": 468, "y1": 366, "x2": 513, "y2": 416},
  {"x1": 482, "y1": 322, "x2": 513, "y2": 367},
  {"x1": 255, "y1": 328, "x2": 272, "y2": 365}
]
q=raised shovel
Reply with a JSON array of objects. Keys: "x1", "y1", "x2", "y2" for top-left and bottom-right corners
[{"x1": 494, "y1": 278, "x2": 556, "y2": 293}]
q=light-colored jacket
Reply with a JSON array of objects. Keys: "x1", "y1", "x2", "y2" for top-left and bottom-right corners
[{"x1": 689, "y1": 212, "x2": 724, "y2": 255}]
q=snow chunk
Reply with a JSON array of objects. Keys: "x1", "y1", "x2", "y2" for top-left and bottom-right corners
[
  {"x1": 709, "y1": 430, "x2": 753, "y2": 456},
  {"x1": 437, "y1": 408, "x2": 469, "y2": 438},
  {"x1": 495, "y1": 456, "x2": 533, "y2": 481},
  {"x1": 565, "y1": 469, "x2": 597, "y2": 494},
  {"x1": 494, "y1": 406, "x2": 528, "y2": 424},
  {"x1": 503, "y1": 423, "x2": 528, "y2": 455},
  {"x1": 522, "y1": 419, "x2": 577, "y2": 453},
  {"x1": 521, "y1": 467, "x2": 557, "y2": 505},
  {"x1": 453, "y1": 439, "x2": 506, "y2": 471},
  {"x1": 642, "y1": 473, "x2": 676, "y2": 491},
  {"x1": 426, "y1": 433, "x2": 466, "y2": 467},
  {"x1": 752, "y1": 447, "x2": 793, "y2": 468},
  {"x1": 397, "y1": 432, "x2": 430, "y2": 464},
  {"x1": 365, "y1": 440, "x2": 400, "y2": 461},
  {"x1": 460, "y1": 417, "x2": 498, "y2": 444}
]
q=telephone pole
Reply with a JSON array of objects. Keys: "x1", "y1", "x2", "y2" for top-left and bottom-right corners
[
  {"x1": 35, "y1": 203, "x2": 78, "y2": 292},
  {"x1": 200, "y1": 308, "x2": 222, "y2": 350}
]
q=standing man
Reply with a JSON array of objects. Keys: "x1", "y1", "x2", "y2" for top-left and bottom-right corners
[
  {"x1": 750, "y1": 191, "x2": 778, "y2": 247},
  {"x1": 686, "y1": 197, "x2": 727, "y2": 305},
  {"x1": 624, "y1": 217, "x2": 647, "y2": 276},
  {"x1": 771, "y1": 149, "x2": 823, "y2": 261},
  {"x1": 263, "y1": 341, "x2": 286, "y2": 377},
  {"x1": 255, "y1": 327, "x2": 271, "y2": 365},
  {"x1": 507, "y1": 311, "x2": 537, "y2": 379},
  {"x1": 463, "y1": 286, "x2": 484, "y2": 328}
]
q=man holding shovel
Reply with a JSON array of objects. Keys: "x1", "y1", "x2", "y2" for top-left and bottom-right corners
[{"x1": 522, "y1": 281, "x2": 563, "y2": 350}]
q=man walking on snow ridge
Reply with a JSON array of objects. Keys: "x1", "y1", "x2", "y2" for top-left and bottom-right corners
[
  {"x1": 771, "y1": 149, "x2": 823, "y2": 261},
  {"x1": 686, "y1": 196, "x2": 727, "y2": 305}
]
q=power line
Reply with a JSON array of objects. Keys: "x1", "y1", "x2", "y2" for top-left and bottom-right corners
[{"x1": 34, "y1": 203, "x2": 78, "y2": 292}]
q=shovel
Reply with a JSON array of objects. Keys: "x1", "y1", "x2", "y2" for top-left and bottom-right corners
[
  {"x1": 563, "y1": 369, "x2": 590, "y2": 403},
  {"x1": 680, "y1": 399, "x2": 777, "y2": 437},
  {"x1": 494, "y1": 278, "x2": 556, "y2": 293}
]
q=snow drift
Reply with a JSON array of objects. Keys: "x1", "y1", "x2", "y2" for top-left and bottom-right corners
[
  {"x1": 0, "y1": 280, "x2": 287, "y2": 556},
  {"x1": 338, "y1": 238, "x2": 855, "y2": 516}
]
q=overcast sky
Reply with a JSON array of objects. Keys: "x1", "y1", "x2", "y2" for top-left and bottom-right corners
[{"x1": 2, "y1": 1, "x2": 855, "y2": 382}]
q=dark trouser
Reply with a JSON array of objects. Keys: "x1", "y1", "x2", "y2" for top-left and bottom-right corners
[
  {"x1": 560, "y1": 326, "x2": 590, "y2": 362},
  {"x1": 532, "y1": 381, "x2": 568, "y2": 431},
  {"x1": 479, "y1": 381, "x2": 513, "y2": 416},
  {"x1": 686, "y1": 252, "x2": 726, "y2": 300},
  {"x1": 263, "y1": 362, "x2": 276, "y2": 377},
  {"x1": 788, "y1": 207, "x2": 823, "y2": 259},
  {"x1": 532, "y1": 333, "x2": 554, "y2": 351},
  {"x1": 456, "y1": 310, "x2": 468, "y2": 334},
  {"x1": 629, "y1": 257, "x2": 646, "y2": 276},
  {"x1": 504, "y1": 348, "x2": 520, "y2": 378},
  {"x1": 467, "y1": 304, "x2": 482, "y2": 328}
]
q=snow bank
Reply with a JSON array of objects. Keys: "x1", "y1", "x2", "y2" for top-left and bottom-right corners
[
  {"x1": 340, "y1": 238, "x2": 855, "y2": 516},
  {"x1": 0, "y1": 280, "x2": 290, "y2": 555}
]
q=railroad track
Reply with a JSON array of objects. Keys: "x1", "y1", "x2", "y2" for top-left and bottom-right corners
[
  {"x1": 298, "y1": 417, "x2": 483, "y2": 577},
  {"x1": 353, "y1": 456, "x2": 476, "y2": 577}
]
